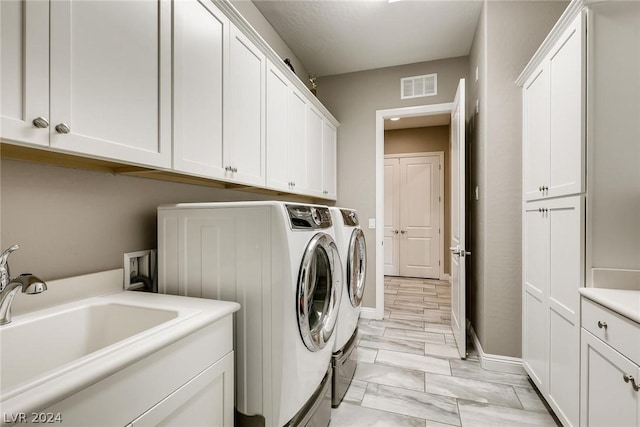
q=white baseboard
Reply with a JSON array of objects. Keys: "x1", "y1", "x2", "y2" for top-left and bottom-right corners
[
  {"x1": 360, "y1": 307, "x2": 380, "y2": 320},
  {"x1": 441, "y1": 273, "x2": 451, "y2": 282},
  {"x1": 468, "y1": 324, "x2": 525, "y2": 375}
]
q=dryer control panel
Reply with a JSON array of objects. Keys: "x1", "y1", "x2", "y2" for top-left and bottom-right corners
[
  {"x1": 286, "y1": 205, "x2": 332, "y2": 230},
  {"x1": 340, "y1": 209, "x2": 359, "y2": 227}
]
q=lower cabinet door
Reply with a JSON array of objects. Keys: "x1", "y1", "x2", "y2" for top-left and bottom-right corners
[
  {"x1": 131, "y1": 352, "x2": 234, "y2": 427},
  {"x1": 580, "y1": 330, "x2": 640, "y2": 427}
]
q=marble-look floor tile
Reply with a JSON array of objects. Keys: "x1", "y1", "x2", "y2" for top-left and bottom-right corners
[
  {"x1": 376, "y1": 349, "x2": 451, "y2": 375},
  {"x1": 385, "y1": 328, "x2": 447, "y2": 344},
  {"x1": 369, "y1": 318, "x2": 425, "y2": 331},
  {"x1": 358, "y1": 334, "x2": 425, "y2": 355},
  {"x1": 449, "y1": 360, "x2": 532, "y2": 388},
  {"x1": 513, "y1": 385, "x2": 550, "y2": 413},
  {"x1": 390, "y1": 311, "x2": 444, "y2": 322},
  {"x1": 425, "y1": 373, "x2": 523, "y2": 409},
  {"x1": 343, "y1": 379, "x2": 367, "y2": 404},
  {"x1": 354, "y1": 361, "x2": 425, "y2": 391},
  {"x1": 425, "y1": 343, "x2": 462, "y2": 359},
  {"x1": 350, "y1": 346, "x2": 377, "y2": 363},
  {"x1": 457, "y1": 399, "x2": 558, "y2": 427},
  {"x1": 424, "y1": 322, "x2": 455, "y2": 333},
  {"x1": 331, "y1": 401, "x2": 427, "y2": 427},
  {"x1": 361, "y1": 383, "x2": 461, "y2": 426},
  {"x1": 358, "y1": 323, "x2": 386, "y2": 337}
]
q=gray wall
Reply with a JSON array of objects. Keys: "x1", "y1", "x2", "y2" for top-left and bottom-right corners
[
  {"x1": 468, "y1": 0, "x2": 568, "y2": 357},
  {"x1": 384, "y1": 126, "x2": 451, "y2": 275},
  {"x1": 0, "y1": 158, "x2": 309, "y2": 281},
  {"x1": 317, "y1": 57, "x2": 469, "y2": 308}
]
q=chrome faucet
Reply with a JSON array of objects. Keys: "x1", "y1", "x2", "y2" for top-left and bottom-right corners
[{"x1": 0, "y1": 245, "x2": 48, "y2": 325}]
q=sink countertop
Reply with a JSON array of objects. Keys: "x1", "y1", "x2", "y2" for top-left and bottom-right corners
[
  {"x1": 579, "y1": 288, "x2": 640, "y2": 324},
  {"x1": 0, "y1": 289, "x2": 240, "y2": 418}
]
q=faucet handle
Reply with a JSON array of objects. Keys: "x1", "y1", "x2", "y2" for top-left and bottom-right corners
[{"x1": 0, "y1": 245, "x2": 19, "y2": 291}]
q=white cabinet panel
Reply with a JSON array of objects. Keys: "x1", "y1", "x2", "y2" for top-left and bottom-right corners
[
  {"x1": 131, "y1": 353, "x2": 234, "y2": 427},
  {"x1": 289, "y1": 90, "x2": 308, "y2": 191},
  {"x1": 49, "y1": 0, "x2": 171, "y2": 167},
  {"x1": 548, "y1": 15, "x2": 584, "y2": 198},
  {"x1": 523, "y1": 66, "x2": 550, "y2": 201},
  {"x1": 173, "y1": 0, "x2": 227, "y2": 178},
  {"x1": 225, "y1": 25, "x2": 265, "y2": 186},
  {"x1": 266, "y1": 63, "x2": 290, "y2": 191},
  {"x1": 306, "y1": 106, "x2": 324, "y2": 196},
  {"x1": 0, "y1": 0, "x2": 50, "y2": 147},
  {"x1": 322, "y1": 121, "x2": 337, "y2": 199}
]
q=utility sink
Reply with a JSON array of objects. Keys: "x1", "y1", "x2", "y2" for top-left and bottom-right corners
[
  {"x1": 0, "y1": 303, "x2": 178, "y2": 391},
  {"x1": 0, "y1": 286, "x2": 239, "y2": 420}
]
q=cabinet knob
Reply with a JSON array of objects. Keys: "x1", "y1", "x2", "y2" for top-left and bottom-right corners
[
  {"x1": 32, "y1": 117, "x2": 49, "y2": 129},
  {"x1": 232, "y1": 167, "x2": 238, "y2": 173},
  {"x1": 597, "y1": 320, "x2": 607, "y2": 329},
  {"x1": 55, "y1": 123, "x2": 71, "y2": 134},
  {"x1": 623, "y1": 374, "x2": 640, "y2": 392},
  {"x1": 539, "y1": 186, "x2": 543, "y2": 192}
]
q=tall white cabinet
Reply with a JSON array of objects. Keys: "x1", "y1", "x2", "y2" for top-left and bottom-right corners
[{"x1": 519, "y1": 1, "x2": 640, "y2": 426}]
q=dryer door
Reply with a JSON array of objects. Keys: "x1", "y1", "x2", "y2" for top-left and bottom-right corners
[
  {"x1": 297, "y1": 232, "x2": 342, "y2": 352},
  {"x1": 347, "y1": 228, "x2": 367, "y2": 308}
]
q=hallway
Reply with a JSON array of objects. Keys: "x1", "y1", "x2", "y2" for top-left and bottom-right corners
[{"x1": 330, "y1": 276, "x2": 559, "y2": 426}]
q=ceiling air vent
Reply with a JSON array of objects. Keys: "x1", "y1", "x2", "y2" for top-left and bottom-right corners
[{"x1": 401, "y1": 73, "x2": 437, "y2": 99}]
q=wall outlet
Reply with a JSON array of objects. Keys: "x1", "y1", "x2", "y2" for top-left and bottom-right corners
[{"x1": 124, "y1": 249, "x2": 156, "y2": 291}]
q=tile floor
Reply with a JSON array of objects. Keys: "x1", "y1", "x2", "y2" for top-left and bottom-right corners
[{"x1": 330, "y1": 276, "x2": 560, "y2": 427}]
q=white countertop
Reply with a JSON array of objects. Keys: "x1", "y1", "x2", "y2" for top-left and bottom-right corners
[{"x1": 579, "y1": 288, "x2": 640, "y2": 324}]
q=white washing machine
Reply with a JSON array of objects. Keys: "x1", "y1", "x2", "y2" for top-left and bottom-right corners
[
  {"x1": 157, "y1": 201, "x2": 342, "y2": 427},
  {"x1": 329, "y1": 207, "x2": 367, "y2": 407}
]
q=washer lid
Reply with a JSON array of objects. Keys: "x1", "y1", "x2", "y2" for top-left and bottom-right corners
[
  {"x1": 347, "y1": 228, "x2": 367, "y2": 308},
  {"x1": 297, "y1": 232, "x2": 342, "y2": 351}
]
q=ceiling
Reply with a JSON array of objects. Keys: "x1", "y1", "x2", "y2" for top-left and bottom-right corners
[{"x1": 252, "y1": 0, "x2": 483, "y2": 78}]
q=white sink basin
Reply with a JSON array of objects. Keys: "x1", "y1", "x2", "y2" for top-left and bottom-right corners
[
  {"x1": 0, "y1": 303, "x2": 178, "y2": 391},
  {"x1": 0, "y1": 287, "x2": 239, "y2": 419}
]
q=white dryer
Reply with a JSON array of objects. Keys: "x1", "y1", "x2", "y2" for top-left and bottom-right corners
[
  {"x1": 329, "y1": 207, "x2": 367, "y2": 407},
  {"x1": 157, "y1": 202, "x2": 342, "y2": 427}
]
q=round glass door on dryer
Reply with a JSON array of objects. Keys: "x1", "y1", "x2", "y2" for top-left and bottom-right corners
[
  {"x1": 297, "y1": 231, "x2": 343, "y2": 351},
  {"x1": 346, "y1": 227, "x2": 367, "y2": 308}
]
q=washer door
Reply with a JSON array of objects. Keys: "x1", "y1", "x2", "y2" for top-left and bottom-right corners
[
  {"x1": 297, "y1": 232, "x2": 342, "y2": 352},
  {"x1": 347, "y1": 228, "x2": 367, "y2": 308}
]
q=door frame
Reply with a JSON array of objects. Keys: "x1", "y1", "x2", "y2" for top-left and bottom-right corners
[
  {"x1": 384, "y1": 152, "x2": 445, "y2": 280},
  {"x1": 369, "y1": 103, "x2": 454, "y2": 320}
]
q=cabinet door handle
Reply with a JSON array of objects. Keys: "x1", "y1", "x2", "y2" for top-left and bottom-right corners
[
  {"x1": 232, "y1": 167, "x2": 238, "y2": 173},
  {"x1": 32, "y1": 117, "x2": 49, "y2": 129},
  {"x1": 623, "y1": 374, "x2": 640, "y2": 391},
  {"x1": 55, "y1": 123, "x2": 71, "y2": 134},
  {"x1": 597, "y1": 320, "x2": 607, "y2": 329},
  {"x1": 539, "y1": 186, "x2": 543, "y2": 192}
]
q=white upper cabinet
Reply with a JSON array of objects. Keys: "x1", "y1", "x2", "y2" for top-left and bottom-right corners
[
  {"x1": 322, "y1": 121, "x2": 337, "y2": 199},
  {"x1": 522, "y1": 14, "x2": 584, "y2": 201},
  {"x1": 288, "y1": 89, "x2": 309, "y2": 193},
  {"x1": 173, "y1": 0, "x2": 228, "y2": 179},
  {"x1": 49, "y1": 0, "x2": 171, "y2": 168},
  {"x1": 1, "y1": 0, "x2": 50, "y2": 147},
  {"x1": 265, "y1": 62, "x2": 291, "y2": 191},
  {"x1": 306, "y1": 106, "x2": 324, "y2": 197},
  {"x1": 224, "y1": 25, "x2": 266, "y2": 187}
]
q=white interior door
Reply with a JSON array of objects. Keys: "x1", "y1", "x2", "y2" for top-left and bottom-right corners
[
  {"x1": 384, "y1": 158, "x2": 399, "y2": 275},
  {"x1": 399, "y1": 156, "x2": 441, "y2": 278},
  {"x1": 450, "y1": 78, "x2": 467, "y2": 359}
]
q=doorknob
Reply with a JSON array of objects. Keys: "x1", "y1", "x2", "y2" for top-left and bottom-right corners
[
  {"x1": 393, "y1": 230, "x2": 399, "y2": 234},
  {"x1": 460, "y1": 249, "x2": 471, "y2": 257},
  {"x1": 450, "y1": 246, "x2": 461, "y2": 255},
  {"x1": 400, "y1": 230, "x2": 407, "y2": 234}
]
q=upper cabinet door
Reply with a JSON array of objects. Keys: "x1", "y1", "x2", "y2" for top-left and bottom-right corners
[
  {"x1": 288, "y1": 89, "x2": 308, "y2": 192},
  {"x1": 322, "y1": 121, "x2": 337, "y2": 200},
  {"x1": 225, "y1": 25, "x2": 265, "y2": 187},
  {"x1": 49, "y1": 0, "x2": 171, "y2": 168},
  {"x1": 306, "y1": 106, "x2": 324, "y2": 196},
  {"x1": 548, "y1": 14, "x2": 584, "y2": 198},
  {"x1": 1, "y1": 0, "x2": 50, "y2": 147},
  {"x1": 265, "y1": 61, "x2": 290, "y2": 191},
  {"x1": 173, "y1": 0, "x2": 228, "y2": 179},
  {"x1": 523, "y1": 64, "x2": 551, "y2": 201}
]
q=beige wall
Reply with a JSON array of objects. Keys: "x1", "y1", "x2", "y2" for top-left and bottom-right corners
[
  {"x1": 384, "y1": 126, "x2": 451, "y2": 275},
  {"x1": 317, "y1": 57, "x2": 469, "y2": 308},
  {"x1": 0, "y1": 158, "x2": 308, "y2": 281},
  {"x1": 468, "y1": 1, "x2": 569, "y2": 357}
]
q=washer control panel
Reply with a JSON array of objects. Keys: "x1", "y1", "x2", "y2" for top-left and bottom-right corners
[
  {"x1": 286, "y1": 205, "x2": 332, "y2": 230},
  {"x1": 340, "y1": 209, "x2": 359, "y2": 227}
]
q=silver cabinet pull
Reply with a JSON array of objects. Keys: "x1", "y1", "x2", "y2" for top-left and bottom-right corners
[
  {"x1": 225, "y1": 166, "x2": 231, "y2": 172},
  {"x1": 232, "y1": 167, "x2": 238, "y2": 173},
  {"x1": 539, "y1": 186, "x2": 543, "y2": 192},
  {"x1": 623, "y1": 374, "x2": 640, "y2": 391},
  {"x1": 32, "y1": 117, "x2": 49, "y2": 128},
  {"x1": 597, "y1": 320, "x2": 607, "y2": 329},
  {"x1": 55, "y1": 123, "x2": 71, "y2": 134},
  {"x1": 323, "y1": 190, "x2": 328, "y2": 195}
]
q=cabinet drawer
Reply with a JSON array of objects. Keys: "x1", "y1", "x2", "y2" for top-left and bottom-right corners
[{"x1": 582, "y1": 297, "x2": 640, "y2": 365}]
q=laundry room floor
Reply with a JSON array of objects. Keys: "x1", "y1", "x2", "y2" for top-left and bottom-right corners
[{"x1": 330, "y1": 276, "x2": 560, "y2": 427}]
